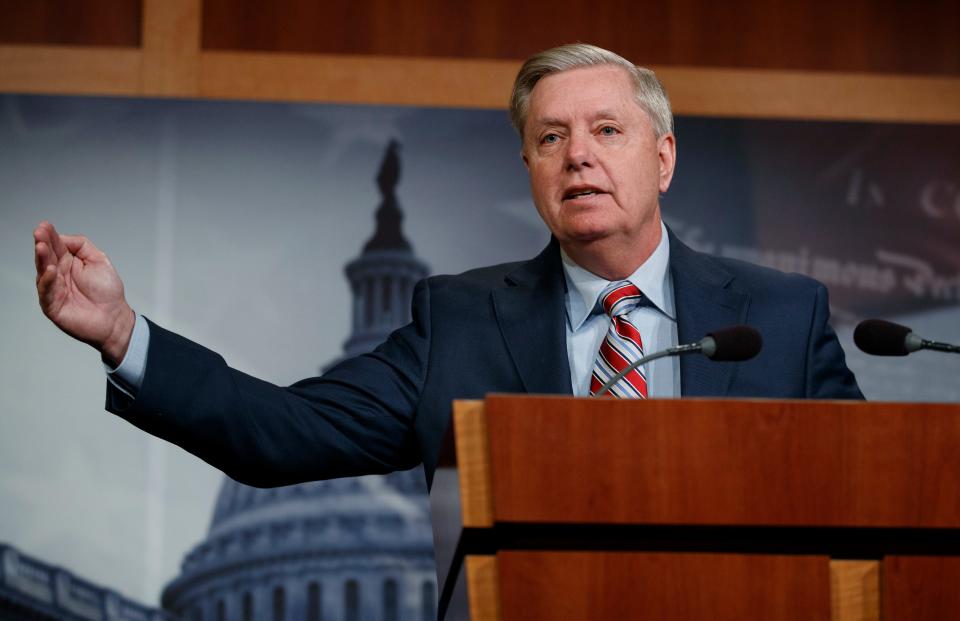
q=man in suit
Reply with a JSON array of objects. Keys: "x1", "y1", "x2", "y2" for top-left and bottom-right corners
[{"x1": 33, "y1": 44, "x2": 862, "y2": 489}]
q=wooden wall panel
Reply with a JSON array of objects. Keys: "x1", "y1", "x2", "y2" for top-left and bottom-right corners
[
  {"x1": 139, "y1": 0, "x2": 200, "y2": 96},
  {"x1": 194, "y1": 52, "x2": 960, "y2": 124},
  {"x1": 0, "y1": 0, "x2": 141, "y2": 47},
  {"x1": 0, "y1": 46, "x2": 141, "y2": 95},
  {"x1": 201, "y1": 0, "x2": 960, "y2": 76},
  {"x1": 1, "y1": 0, "x2": 959, "y2": 123}
]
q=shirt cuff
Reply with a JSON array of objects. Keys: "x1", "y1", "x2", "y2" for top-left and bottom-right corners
[{"x1": 104, "y1": 313, "x2": 150, "y2": 398}]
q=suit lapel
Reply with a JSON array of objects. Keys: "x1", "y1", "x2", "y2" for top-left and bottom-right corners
[
  {"x1": 491, "y1": 231, "x2": 750, "y2": 397},
  {"x1": 492, "y1": 239, "x2": 573, "y2": 395},
  {"x1": 669, "y1": 229, "x2": 751, "y2": 397}
]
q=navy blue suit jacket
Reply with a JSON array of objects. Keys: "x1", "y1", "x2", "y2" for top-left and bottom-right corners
[{"x1": 107, "y1": 230, "x2": 862, "y2": 488}]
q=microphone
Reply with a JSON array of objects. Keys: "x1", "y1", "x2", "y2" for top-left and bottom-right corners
[
  {"x1": 594, "y1": 325, "x2": 763, "y2": 397},
  {"x1": 854, "y1": 319, "x2": 960, "y2": 356}
]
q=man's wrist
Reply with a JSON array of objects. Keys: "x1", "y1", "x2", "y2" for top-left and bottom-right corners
[{"x1": 101, "y1": 305, "x2": 136, "y2": 367}]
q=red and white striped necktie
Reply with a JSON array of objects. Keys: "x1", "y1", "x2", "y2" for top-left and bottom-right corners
[{"x1": 589, "y1": 281, "x2": 648, "y2": 398}]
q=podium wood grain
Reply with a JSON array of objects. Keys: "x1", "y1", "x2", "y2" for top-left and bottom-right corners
[
  {"x1": 497, "y1": 551, "x2": 831, "y2": 620},
  {"x1": 830, "y1": 561, "x2": 880, "y2": 621},
  {"x1": 461, "y1": 555, "x2": 882, "y2": 620},
  {"x1": 444, "y1": 397, "x2": 960, "y2": 621},
  {"x1": 484, "y1": 396, "x2": 960, "y2": 527},
  {"x1": 466, "y1": 555, "x2": 501, "y2": 621},
  {"x1": 453, "y1": 400, "x2": 494, "y2": 527},
  {"x1": 884, "y1": 556, "x2": 960, "y2": 620}
]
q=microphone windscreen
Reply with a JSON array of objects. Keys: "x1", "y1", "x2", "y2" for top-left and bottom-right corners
[
  {"x1": 706, "y1": 326, "x2": 763, "y2": 361},
  {"x1": 853, "y1": 319, "x2": 912, "y2": 356}
]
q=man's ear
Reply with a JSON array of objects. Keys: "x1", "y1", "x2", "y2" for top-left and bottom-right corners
[
  {"x1": 521, "y1": 151, "x2": 530, "y2": 171},
  {"x1": 657, "y1": 133, "x2": 677, "y2": 193}
]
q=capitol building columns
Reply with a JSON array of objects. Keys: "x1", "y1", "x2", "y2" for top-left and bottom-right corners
[{"x1": 284, "y1": 575, "x2": 306, "y2": 621}]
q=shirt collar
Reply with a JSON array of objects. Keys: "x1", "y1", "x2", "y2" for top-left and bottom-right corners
[{"x1": 561, "y1": 220, "x2": 675, "y2": 331}]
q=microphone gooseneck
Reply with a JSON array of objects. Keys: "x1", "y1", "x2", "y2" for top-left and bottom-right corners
[{"x1": 594, "y1": 325, "x2": 763, "y2": 397}]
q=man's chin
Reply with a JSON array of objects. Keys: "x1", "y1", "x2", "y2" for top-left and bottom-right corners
[{"x1": 558, "y1": 228, "x2": 614, "y2": 246}]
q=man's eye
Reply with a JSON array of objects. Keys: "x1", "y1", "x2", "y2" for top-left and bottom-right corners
[
  {"x1": 542, "y1": 134, "x2": 560, "y2": 144},
  {"x1": 599, "y1": 126, "x2": 618, "y2": 136}
]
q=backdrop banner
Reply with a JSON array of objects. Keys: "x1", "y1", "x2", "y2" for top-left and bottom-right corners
[{"x1": 1, "y1": 94, "x2": 957, "y2": 619}]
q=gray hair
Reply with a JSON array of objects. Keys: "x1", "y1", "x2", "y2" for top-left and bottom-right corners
[{"x1": 509, "y1": 43, "x2": 674, "y2": 139}]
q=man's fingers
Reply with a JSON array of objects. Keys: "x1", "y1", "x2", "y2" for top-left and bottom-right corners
[
  {"x1": 60, "y1": 233, "x2": 97, "y2": 260},
  {"x1": 44, "y1": 221, "x2": 69, "y2": 259},
  {"x1": 34, "y1": 241, "x2": 44, "y2": 276},
  {"x1": 33, "y1": 223, "x2": 46, "y2": 246},
  {"x1": 36, "y1": 263, "x2": 60, "y2": 313},
  {"x1": 34, "y1": 223, "x2": 55, "y2": 262},
  {"x1": 35, "y1": 239, "x2": 65, "y2": 276},
  {"x1": 34, "y1": 221, "x2": 68, "y2": 264},
  {"x1": 35, "y1": 222, "x2": 103, "y2": 264}
]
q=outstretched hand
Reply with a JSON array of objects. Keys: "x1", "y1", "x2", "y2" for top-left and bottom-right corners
[{"x1": 34, "y1": 221, "x2": 135, "y2": 365}]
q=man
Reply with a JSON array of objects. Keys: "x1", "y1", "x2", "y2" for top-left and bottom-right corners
[{"x1": 34, "y1": 44, "x2": 862, "y2": 489}]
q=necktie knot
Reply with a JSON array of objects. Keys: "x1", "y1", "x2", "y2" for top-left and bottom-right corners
[{"x1": 600, "y1": 281, "x2": 643, "y2": 318}]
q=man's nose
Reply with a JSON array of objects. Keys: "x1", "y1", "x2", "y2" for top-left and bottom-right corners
[{"x1": 564, "y1": 132, "x2": 596, "y2": 171}]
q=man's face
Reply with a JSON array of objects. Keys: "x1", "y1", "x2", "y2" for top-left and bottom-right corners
[{"x1": 522, "y1": 65, "x2": 676, "y2": 254}]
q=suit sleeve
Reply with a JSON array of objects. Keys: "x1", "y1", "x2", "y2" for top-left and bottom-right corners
[
  {"x1": 804, "y1": 283, "x2": 864, "y2": 399},
  {"x1": 105, "y1": 280, "x2": 432, "y2": 487}
]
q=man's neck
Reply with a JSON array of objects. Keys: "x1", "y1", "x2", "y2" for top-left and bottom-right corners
[{"x1": 560, "y1": 219, "x2": 664, "y2": 281}]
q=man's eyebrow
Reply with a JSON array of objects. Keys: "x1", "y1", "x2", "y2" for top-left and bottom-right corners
[
  {"x1": 529, "y1": 116, "x2": 567, "y2": 129},
  {"x1": 530, "y1": 110, "x2": 623, "y2": 129},
  {"x1": 591, "y1": 109, "x2": 620, "y2": 121}
]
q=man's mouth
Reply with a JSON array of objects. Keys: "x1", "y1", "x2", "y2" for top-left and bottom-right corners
[{"x1": 564, "y1": 187, "x2": 606, "y2": 200}]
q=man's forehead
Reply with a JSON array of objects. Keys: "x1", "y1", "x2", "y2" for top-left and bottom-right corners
[{"x1": 527, "y1": 66, "x2": 639, "y2": 125}]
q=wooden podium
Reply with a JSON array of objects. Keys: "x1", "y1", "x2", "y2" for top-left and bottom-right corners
[{"x1": 429, "y1": 395, "x2": 960, "y2": 620}]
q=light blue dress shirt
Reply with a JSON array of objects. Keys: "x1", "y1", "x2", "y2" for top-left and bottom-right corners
[
  {"x1": 110, "y1": 221, "x2": 681, "y2": 399},
  {"x1": 106, "y1": 313, "x2": 149, "y2": 397},
  {"x1": 562, "y1": 220, "x2": 680, "y2": 397}
]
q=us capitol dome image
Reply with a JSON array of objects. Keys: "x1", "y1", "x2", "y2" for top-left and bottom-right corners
[{"x1": 161, "y1": 139, "x2": 436, "y2": 621}]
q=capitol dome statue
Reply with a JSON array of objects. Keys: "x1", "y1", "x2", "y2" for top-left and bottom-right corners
[
  {"x1": 162, "y1": 140, "x2": 436, "y2": 621},
  {"x1": 332, "y1": 139, "x2": 430, "y2": 368}
]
